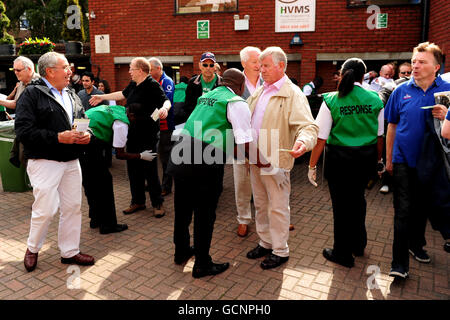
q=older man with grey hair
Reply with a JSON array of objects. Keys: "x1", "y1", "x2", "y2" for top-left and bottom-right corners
[
  {"x1": 90, "y1": 57, "x2": 170, "y2": 217},
  {"x1": 15, "y1": 52, "x2": 94, "y2": 272},
  {"x1": 0, "y1": 56, "x2": 40, "y2": 110},
  {"x1": 149, "y1": 57, "x2": 175, "y2": 196},
  {"x1": 234, "y1": 46, "x2": 263, "y2": 237},
  {"x1": 246, "y1": 47, "x2": 318, "y2": 269}
]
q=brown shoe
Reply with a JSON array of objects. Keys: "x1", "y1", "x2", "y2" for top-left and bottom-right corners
[
  {"x1": 123, "y1": 203, "x2": 146, "y2": 215},
  {"x1": 237, "y1": 224, "x2": 248, "y2": 237},
  {"x1": 61, "y1": 253, "x2": 95, "y2": 266},
  {"x1": 154, "y1": 204, "x2": 165, "y2": 218},
  {"x1": 24, "y1": 249, "x2": 38, "y2": 272},
  {"x1": 289, "y1": 224, "x2": 294, "y2": 231}
]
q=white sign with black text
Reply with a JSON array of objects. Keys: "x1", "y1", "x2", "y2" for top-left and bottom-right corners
[
  {"x1": 275, "y1": 0, "x2": 316, "y2": 33},
  {"x1": 95, "y1": 34, "x2": 110, "y2": 54}
]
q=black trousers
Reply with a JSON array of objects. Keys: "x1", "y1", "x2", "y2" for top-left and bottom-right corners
[
  {"x1": 158, "y1": 130, "x2": 174, "y2": 192},
  {"x1": 173, "y1": 164, "x2": 224, "y2": 267},
  {"x1": 80, "y1": 139, "x2": 117, "y2": 228},
  {"x1": 392, "y1": 163, "x2": 428, "y2": 271},
  {"x1": 127, "y1": 156, "x2": 163, "y2": 208},
  {"x1": 325, "y1": 144, "x2": 377, "y2": 260}
]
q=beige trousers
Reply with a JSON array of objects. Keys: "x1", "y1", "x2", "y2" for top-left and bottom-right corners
[
  {"x1": 233, "y1": 160, "x2": 253, "y2": 225},
  {"x1": 250, "y1": 165, "x2": 291, "y2": 257}
]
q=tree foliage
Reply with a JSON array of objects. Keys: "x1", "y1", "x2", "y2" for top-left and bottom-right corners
[
  {"x1": 0, "y1": 0, "x2": 15, "y2": 44},
  {"x1": 61, "y1": 0, "x2": 86, "y2": 42},
  {"x1": 3, "y1": 0, "x2": 89, "y2": 42}
]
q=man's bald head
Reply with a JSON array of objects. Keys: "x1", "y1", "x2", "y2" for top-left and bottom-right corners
[
  {"x1": 221, "y1": 68, "x2": 245, "y2": 96},
  {"x1": 380, "y1": 64, "x2": 393, "y2": 79}
]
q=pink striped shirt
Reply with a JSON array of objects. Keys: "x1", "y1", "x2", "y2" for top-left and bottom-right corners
[{"x1": 251, "y1": 75, "x2": 288, "y2": 138}]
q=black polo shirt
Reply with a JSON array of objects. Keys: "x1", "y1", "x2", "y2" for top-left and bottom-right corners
[{"x1": 122, "y1": 76, "x2": 168, "y2": 152}]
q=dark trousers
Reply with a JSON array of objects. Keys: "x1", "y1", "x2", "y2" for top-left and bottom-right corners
[
  {"x1": 173, "y1": 164, "x2": 224, "y2": 267},
  {"x1": 158, "y1": 130, "x2": 174, "y2": 192},
  {"x1": 80, "y1": 139, "x2": 117, "y2": 228},
  {"x1": 392, "y1": 163, "x2": 428, "y2": 271},
  {"x1": 325, "y1": 144, "x2": 377, "y2": 260},
  {"x1": 127, "y1": 156, "x2": 163, "y2": 208},
  {"x1": 380, "y1": 170, "x2": 393, "y2": 188}
]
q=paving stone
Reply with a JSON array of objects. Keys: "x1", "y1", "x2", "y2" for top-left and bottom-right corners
[{"x1": 0, "y1": 157, "x2": 448, "y2": 300}]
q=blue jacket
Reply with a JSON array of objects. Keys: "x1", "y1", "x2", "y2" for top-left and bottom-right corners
[{"x1": 159, "y1": 72, "x2": 175, "y2": 130}]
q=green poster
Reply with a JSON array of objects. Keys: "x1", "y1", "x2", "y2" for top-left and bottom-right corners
[{"x1": 197, "y1": 20, "x2": 210, "y2": 39}]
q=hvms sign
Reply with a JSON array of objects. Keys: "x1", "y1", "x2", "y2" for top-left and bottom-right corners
[{"x1": 275, "y1": 0, "x2": 316, "y2": 32}]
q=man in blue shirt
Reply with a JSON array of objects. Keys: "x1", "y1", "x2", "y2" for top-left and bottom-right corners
[
  {"x1": 385, "y1": 42, "x2": 450, "y2": 279},
  {"x1": 77, "y1": 72, "x2": 107, "y2": 111},
  {"x1": 149, "y1": 57, "x2": 175, "y2": 196}
]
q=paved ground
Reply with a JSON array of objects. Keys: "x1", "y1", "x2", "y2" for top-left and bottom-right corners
[{"x1": 0, "y1": 156, "x2": 449, "y2": 301}]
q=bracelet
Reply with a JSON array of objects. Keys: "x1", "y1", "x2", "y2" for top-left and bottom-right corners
[{"x1": 308, "y1": 165, "x2": 317, "y2": 170}]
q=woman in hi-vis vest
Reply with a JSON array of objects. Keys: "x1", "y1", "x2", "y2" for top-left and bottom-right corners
[{"x1": 308, "y1": 58, "x2": 384, "y2": 268}]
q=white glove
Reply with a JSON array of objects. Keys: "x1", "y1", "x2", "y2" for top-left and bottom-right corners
[
  {"x1": 308, "y1": 166, "x2": 318, "y2": 187},
  {"x1": 262, "y1": 167, "x2": 289, "y2": 189},
  {"x1": 140, "y1": 150, "x2": 157, "y2": 162}
]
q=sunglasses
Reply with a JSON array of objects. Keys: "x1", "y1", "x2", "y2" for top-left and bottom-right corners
[
  {"x1": 400, "y1": 71, "x2": 412, "y2": 75},
  {"x1": 202, "y1": 63, "x2": 215, "y2": 68}
]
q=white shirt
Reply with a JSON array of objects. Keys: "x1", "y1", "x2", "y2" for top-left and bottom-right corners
[
  {"x1": 42, "y1": 78, "x2": 73, "y2": 123},
  {"x1": 302, "y1": 81, "x2": 315, "y2": 96},
  {"x1": 226, "y1": 87, "x2": 253, "y2": 145},
  {"x1": 369, "y1": 76, "x2": 394, "y2": 93},
  {"x1": 112, "y1": 120, "x2": 128, "y2": 148},
  {"x1": 441, "y1": 72, "x2": 450, "y2": 82},
  {"x1": 316, "y1": 82, "x2": 384, "y2": 140}
]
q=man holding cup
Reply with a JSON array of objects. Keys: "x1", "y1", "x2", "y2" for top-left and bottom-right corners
[{"x1": 15, "y1": 52, "x2": 95, "y2": 272}]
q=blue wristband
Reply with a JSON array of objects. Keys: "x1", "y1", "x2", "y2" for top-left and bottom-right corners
[{"x1": 446, "y1": 110, "x2": 450, "y2": 121}]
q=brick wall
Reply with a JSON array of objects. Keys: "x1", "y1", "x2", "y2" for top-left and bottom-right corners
[
  {"x1": 89, "y1": 0, "x2": 423, "y2": 91},
  {"x1": 316, "y1": 61, "x2": 339, "y2": 93},
  {"x1": 428, "y1": 0, "x2": 450, "y2": 71}
]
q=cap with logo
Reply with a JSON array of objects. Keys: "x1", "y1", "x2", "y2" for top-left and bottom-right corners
[{"x1": 200, "y1": 52, "x2": 216, "y2": 63}]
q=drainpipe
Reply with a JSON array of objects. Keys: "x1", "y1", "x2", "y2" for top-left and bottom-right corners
[{"x1": 421, "y1": 0, "x2": 429, "y2": 42}]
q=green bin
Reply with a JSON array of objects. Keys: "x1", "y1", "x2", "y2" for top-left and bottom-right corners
[{"x1": 0, "y1": 120, "x2": 31, "y2": 192}]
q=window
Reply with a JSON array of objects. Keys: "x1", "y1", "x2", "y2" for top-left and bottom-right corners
[
  {"x1": 175, "y1": 0, "x2": 238, "y2": 14},
  {"x1": 347, "y1": 0, "x2": 421, "y2": 7}
]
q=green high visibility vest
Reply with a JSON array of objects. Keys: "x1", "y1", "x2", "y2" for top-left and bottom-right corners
[
  {"x1": 323, "y1": 86, "x2": 383, "y2": 147},
  {"x1": 174, "y1": 82, "x2": 188, "y2": 103},
  {"x1": 85, "y1": 105, "x2": 130, "y2": 143},
  {"x1": 184, "y1": 86, "x2": 244, "y2": 152}
]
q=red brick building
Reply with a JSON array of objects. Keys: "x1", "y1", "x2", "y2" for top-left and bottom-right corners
[{"x1": 87, "y1": 0, "x2": 447, "y2": 93}]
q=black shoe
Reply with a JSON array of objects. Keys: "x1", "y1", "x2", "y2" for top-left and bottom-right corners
[
  {"x1": 322, "y1": 248, "x2": 354, "y2": 268},
  {"x1": 389, "y1": 265, "x2": 409, "y2": 279},
  {"x1": 409, "y1": 248, "x2": 431, "y2": 263},
  {"x1": 174, "y1": 246, "x2": 195, "y2": 265},
  {"x1": 90, "y1": 220, "x2": 99, "y2": 229},
  {"x1": 260, "y1": 253, "x2": 289, "y2": 270},
  {"x1": 100, "y1": 224, "x2": 128, "y2": 235},
  {"x1": 247, "y1": 245, "x2": 272, "y2": 259},
  {"x1": 352, "y1": 249, "x2": 364, "y2": 257},
  {"x1": 444, "y1": 242, "x2": 450, "y2": 253},
  {"x1": 192, "y1": 262, "x2": 230, "y2": 278}
]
